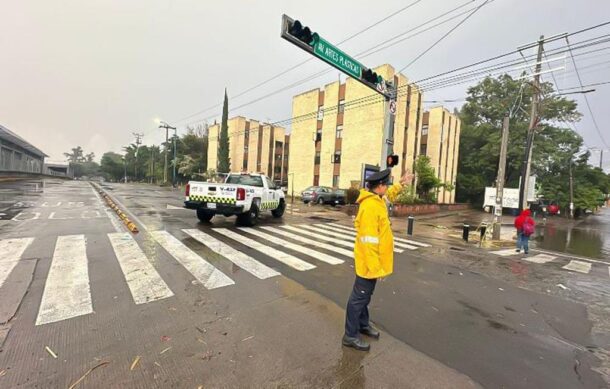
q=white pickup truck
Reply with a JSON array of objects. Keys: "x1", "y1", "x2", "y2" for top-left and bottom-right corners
[{"x1": 184, "y1": 173, "x2": 286, "y2": 226}]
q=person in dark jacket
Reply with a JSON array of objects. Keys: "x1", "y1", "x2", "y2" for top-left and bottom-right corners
[{"x1": 514, "y1": 209, "x2": 535, "y2": 254}]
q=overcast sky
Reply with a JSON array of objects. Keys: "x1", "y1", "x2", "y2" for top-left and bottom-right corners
[{"x1": 2, "y1": 0, "x2": 609, "y2": 171}]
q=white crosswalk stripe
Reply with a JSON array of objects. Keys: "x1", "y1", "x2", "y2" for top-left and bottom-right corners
[
  {"x1": 490, "y1": 249, "x2": 520, "y2": 257},
  {"x1": 259, "y1": 226, "x2": 354, "y2": 257},
  {"x1": 562, "y1": 260, "x2": 592, "y2": 274},
  {"x1": 183, "y1": 229, "x2": 280, "y2": 279},
  {"x1": 0, "y1": 237, "x2": 34, "y2": 289},
  {"x1": 36, "y1": 235, "x2": 93, "y2": 325},
  {"x1": 523, "y1": 254, "x2": 557, "y2": 264},
  {"x1": 325, "y1": 223, "x2": 431, "y2": 247},
  {"x1": 238, "y1": 228, "x2": 344, "y2": 265},
  {"x1": 213, "y1": 228, "x2": 316, "y2": 271},
  {"x1": 298, "y1": 224, "x2": 409, "y2": 253},
  {"x1": 279, "y1": 225, "x2": 356, "y2": 249},
  {"x1": 108, "y1": 232, "x2": 174, "y2": 304},
  {"x1": 151, "y1": 230, "x2": 235, "y2": 289},
  {"x1": 313, "y1": 224, "x2": 419, "y2": 250}
]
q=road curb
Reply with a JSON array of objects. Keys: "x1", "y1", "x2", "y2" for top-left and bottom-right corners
[{"x1": 90, "y1": 183, "x2": 139, "y2": 233}]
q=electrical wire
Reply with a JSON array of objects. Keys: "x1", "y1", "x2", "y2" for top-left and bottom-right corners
[{"x1": 565, "y1": 36, "x2": 610, "y2": 148}]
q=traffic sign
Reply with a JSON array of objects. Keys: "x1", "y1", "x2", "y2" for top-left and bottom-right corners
[
  {"x1": 312, "y1": 34, "x2": 362, "y2": 79},
  {"x1": 389, "y1": 99, "x2": 397, "y2": 115}
]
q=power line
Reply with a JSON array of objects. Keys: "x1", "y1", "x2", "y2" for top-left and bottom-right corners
[
  {"x1": 565, "y1": 36, "x2": 609, "y2": 148},
  {"x1": 178, "y1": 0, "x2": 485, "y2": 126},
  {"x1": 170, "y1": 0, "x2": 424, "y2": 124},
  {"x1": 398, "y1": 0, "x2": 491, "y2": 73}
]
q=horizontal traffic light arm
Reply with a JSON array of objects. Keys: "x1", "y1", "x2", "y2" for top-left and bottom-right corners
[{"x1": 281, "y1": 14, "x2": 391, "y2": 99}]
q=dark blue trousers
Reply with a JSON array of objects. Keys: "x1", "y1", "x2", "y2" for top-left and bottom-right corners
[{"x1": 345, "y1": 276, "x2": 377, "y2": 338}]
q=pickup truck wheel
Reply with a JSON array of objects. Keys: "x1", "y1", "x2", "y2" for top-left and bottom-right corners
[
  {"x1": 317, "y1": 197, "x2": 325, "y2": 205},
  {"x1": 238, "y1": 202, "x2": 259, "y2": 227},
  {"x1": 197, "y1": 209, "x2": 214, "y2": 223},
  {"x1": 272, "y1": 200, "x2": 286, "y2": 218}
]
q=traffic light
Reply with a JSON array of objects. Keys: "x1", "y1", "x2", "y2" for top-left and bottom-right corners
[
  {"x1": 386, "y1": 154, "x2": 399, "y2": 168},
  {"x1": 362, "y1": 68, "x2": 382, "y2": 85},
  {"x1": 288, "y1": 20, "x2": 314, "y2": 46}
]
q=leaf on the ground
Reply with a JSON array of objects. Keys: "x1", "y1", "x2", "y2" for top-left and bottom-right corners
[
  {"x1": 130, "y1": 356, "x2": 141, "y2": 371},
  {"x1": 45, "y1": 346, "x2": 58, "y2": 359},
  {"x1": 68, "y1": 361, "x2": 109, "y2": 389}
]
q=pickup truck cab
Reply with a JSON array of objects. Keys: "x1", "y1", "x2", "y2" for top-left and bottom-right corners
[{"x1": 184, "y1": 173, "x2": 286, "y2": 226}]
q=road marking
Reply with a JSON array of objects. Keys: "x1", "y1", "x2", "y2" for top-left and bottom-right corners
[
  {"x1": 530, "y1": 248, "x2": 608, "y2": 265},
  {"x1": 562, "y1": 260, "x2": 592, "y2": 274},
  {"x1": 167, "y1": 204, "x2": 186, "y2": 210},
  {"x1": 281, "y1": 225, "x2": 404, "y2": 254},
  {"x1": 11, "y1": 211, "x2": 40, "y2": 221},
  {"x1": 108, "y1": 233, "x2": 174, "y2": 304},
  {"x1": 151, "y1": 231, "x2": 234, "y2": 289},
  {"x1": 36, "y1": 235, "x2": 93, "y2": 325},
  {"x1": 214, "y1": 228, "x2": 316, "y2": 271},
  {"x1": 608, "y1": 266, "x2": 610, "y2": 278},
  {"x1": 313, "y1": 224, "x2": 419, "y2": 250},
  {"x1": 238, "y1": 228, "x2": 344, "y2": 265},
  {"x1": 491, "y1": 249, "x2": 519, "y2": 257},
  {"x1": 523, "y1": 254, "x2": 557, "y2": 264},
  {"x1": 324, "y1": 223, "x2": 431, "y2": 247},
  {"x1": 182, "y1": 229, "x2": 279, "y2": 280},
  {"x1": 0, "y1": 237, "x2": 34, "y2": 288},
  {"x1": 260, "y1": 226, "x2": 354, "y2": 257},
  {"x1": 299, "y1": 224, "x2": 414, "y2": 251}
]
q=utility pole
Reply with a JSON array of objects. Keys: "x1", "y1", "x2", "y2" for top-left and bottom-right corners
[
  {"x1": 149, "y1": 145, "x2": 155, "y2": 184},
  {"x1": 493, "y1": 115, "x2": 510, "y2": 240},
  {"x1": 570, "y1": 157, "x2": 574, "y2": 219},
  {"x1": 600, "y1": 149, "x2": 604, "y2": 169},
  {"x1": 132, "y1": 132, "x2": 143, "y2": 180},
  {"x1": 172, "y1": 130, "x2": 178, "y2": 187},
  {"x1": 158, "y1": 121, "x2": 176, "y2": 184},
  {"x1": 518, "y1": 35, "x2": 545, "y2": 211}
]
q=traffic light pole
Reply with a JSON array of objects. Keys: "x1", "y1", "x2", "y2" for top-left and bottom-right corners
[{"x1": 380, "y1": 83, "x2": 396, "y2": 170}]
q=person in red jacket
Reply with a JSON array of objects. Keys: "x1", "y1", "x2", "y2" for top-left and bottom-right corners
[{"x1": 514, "y1": 209, "x2": 535, "y2": 254}]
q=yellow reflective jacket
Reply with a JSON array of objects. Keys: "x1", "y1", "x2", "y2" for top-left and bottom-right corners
[{"x1": 353, "y1": 183, "x2": 402, "y2": 279}]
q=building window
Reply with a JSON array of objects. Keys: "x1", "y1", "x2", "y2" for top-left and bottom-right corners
[
  {"x1": 336, "y1": 125, "x2": 343, "y2": 139},
  {"x1": 421, "y1": 125, "x2": 428, "y2": 135},
  {"x1": 420, "y1": 144, "x2": 427, "y2": 156},
  {"x1": 314, "y1": 151, "x2": 320, "y2": 165},
  {"x1": 315, "y1": 128, "x2": 322, "y2": 142},
  {"x1": 333, "y1": 151, "x2": 341, "y2": 164},
  {"x1": 317, "y1": 106, "x2": 324, "y2": 120},
  {"x1": 338, "y1": 99, "x2": 345, "y2": 113},
  {"x1": 333, "y1": 175, "x2": 340, "y2": 187}
]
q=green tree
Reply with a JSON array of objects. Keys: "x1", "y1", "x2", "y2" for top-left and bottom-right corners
[
  {"x1": 64, "y1": 146, "x2": 85, "y2": 163},
  {"x1": 217, "y1": 89, "x2": 230, "y2": 173},
  {"x1": 457, "y1": 74, "x2": 581, "y2": 205},
  {"x1": 414, "y1": 155, "x2": 442, "y2": 202},
  {"x1": 100, "y1": 152, "x2": 125, "y2": 181}
]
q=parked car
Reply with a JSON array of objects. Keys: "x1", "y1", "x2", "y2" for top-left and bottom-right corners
[
  {"x1": 301, "y1": 186, "x2": 345, "y2": 205},
  {"x1": 530, "y1": 199, "x2": 560, "y2": 216}
]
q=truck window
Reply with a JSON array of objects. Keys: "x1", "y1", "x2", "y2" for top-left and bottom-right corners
[{"x1": 226, "y1": 174, "x2": 264, "y2": 187}]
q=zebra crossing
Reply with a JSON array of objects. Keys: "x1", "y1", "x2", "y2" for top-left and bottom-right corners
[
  {"x1": 0, "y1": 223, "x2": 430, "y2": 327},
  {"x1": 490, "y1": 248, "x2": 608, "y2": 276}
]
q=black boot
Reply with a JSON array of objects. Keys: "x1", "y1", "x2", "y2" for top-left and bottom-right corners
[
  {"x1": 360, "y1": 326, "x2": 380, "y2": 339},
  {"x1": 342, "y1": 335, "x2": 370, "y2": 351}
]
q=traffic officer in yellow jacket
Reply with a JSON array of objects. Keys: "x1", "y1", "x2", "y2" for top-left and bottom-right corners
[{"x1": 342, "y1": 168, "x2": 412, "y2": 351}]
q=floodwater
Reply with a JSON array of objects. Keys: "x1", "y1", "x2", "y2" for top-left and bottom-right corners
[{"x1": 533, "y1": 207, "x2": 610, "y2": 261}]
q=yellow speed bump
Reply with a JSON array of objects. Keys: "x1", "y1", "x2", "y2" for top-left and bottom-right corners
[{"x1": 91, "y1": 183, "x2": 139, "y2": 234}]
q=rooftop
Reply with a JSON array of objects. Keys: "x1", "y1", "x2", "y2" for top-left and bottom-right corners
[{"x1": 0, "y1": 124, "x2": 48, "y2": 158}]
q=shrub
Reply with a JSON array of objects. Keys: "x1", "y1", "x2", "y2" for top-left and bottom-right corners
[{"x1": 346, "y1": 188, "x2": 360, "y2": 204}]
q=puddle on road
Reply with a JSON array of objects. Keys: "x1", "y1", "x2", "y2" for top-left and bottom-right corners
[{"x1": 533, "y1": 209, "x2": 610, "y2": 260}]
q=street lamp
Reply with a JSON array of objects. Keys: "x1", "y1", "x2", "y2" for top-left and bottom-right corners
[{"x1": 569, "y1": 149, "x2": 589, "y2": 218}]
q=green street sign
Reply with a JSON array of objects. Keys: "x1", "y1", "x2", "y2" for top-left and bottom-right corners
[{"x1": 312, "y1": 34, "x2": 362, "y2": 79}]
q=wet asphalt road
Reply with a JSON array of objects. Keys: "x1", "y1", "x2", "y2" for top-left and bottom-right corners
[{"x1": 0, "y1": 178, "x2": 607, "y2": 388}]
